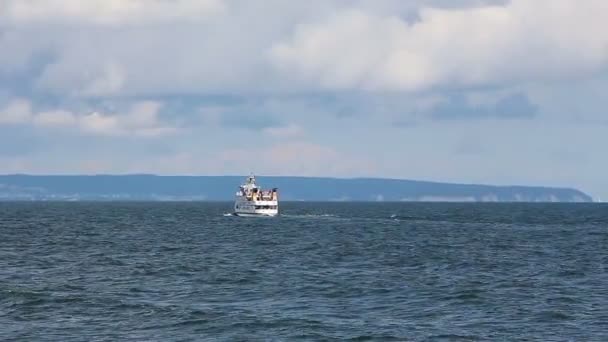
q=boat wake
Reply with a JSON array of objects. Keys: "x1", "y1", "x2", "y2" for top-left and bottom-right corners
[
  {"x1": 223, "y1": 210, "x2": 421, "y2": 222},
  {"x1": 389, "y1": 214, "x2": 424, "y2": 221},
  {"x1": 280, "y1": 213, "x2": 341, "y2": 220}
]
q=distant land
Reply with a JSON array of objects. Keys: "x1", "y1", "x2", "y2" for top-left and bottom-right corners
[{"x1": 0, "y1": 175, "x2": 592, "y2": 202}]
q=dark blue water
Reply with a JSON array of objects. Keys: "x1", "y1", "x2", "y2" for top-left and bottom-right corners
[{"x1": 1, "y1": 202, "x2": 607, "y2": 341}]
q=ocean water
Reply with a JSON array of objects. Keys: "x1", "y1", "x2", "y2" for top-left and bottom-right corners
[{"x1": 1, "y1": 202, "x2": 607, "y2": 341}]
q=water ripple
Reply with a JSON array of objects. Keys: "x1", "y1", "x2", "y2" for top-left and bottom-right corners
[{"x1": 1, "y1": 202, "x2": 607, "y2": 340}]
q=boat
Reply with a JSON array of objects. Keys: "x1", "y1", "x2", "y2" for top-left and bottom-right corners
[{"x1": 232, "y1": 175, "x2": 279, "y2": 217}]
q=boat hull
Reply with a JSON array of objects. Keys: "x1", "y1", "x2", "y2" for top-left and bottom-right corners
[
  {"x1": 234, "y1": 199, "x2": 278, "y2": 217},
  {"x1": 232, "y1": 211, "x2": 279, "y2": 217}
]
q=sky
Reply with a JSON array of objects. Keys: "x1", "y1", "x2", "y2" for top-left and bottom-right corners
[{"x1": 0, "y1": 0, "x2": 607, "y2": 199}]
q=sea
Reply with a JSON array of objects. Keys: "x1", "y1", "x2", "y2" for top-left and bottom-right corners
[{"x1": 1, "y1": 202, "x2": 607, "y2": 341}]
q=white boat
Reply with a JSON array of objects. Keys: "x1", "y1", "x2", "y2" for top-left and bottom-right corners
[{"x1": 233, "y1": 175, "x2": 279, "y2": 217}]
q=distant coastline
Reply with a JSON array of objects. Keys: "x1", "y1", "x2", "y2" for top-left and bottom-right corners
[{"x1": 0, "y1": 174, "x2": 592, "y2": 202}]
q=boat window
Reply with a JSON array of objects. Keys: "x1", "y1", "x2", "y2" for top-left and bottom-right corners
[{"x1": 255, "y1": 205, "x2": 278, "y2": 210}]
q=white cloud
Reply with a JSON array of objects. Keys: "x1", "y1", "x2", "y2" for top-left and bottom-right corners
[
  {"x1": 6, "y1": 0, "x2": 605, "y2": 97},
  {"x1": 0, "y1": 99, "x2": 32, "y2": 124},
  {"x1": 0, "y1": 0, "x2": 605, "y2": 97},
  {"x1": 263, "y1": 124, "x2": 304, "y2": 138},
  {"x1": 0, "y1": 2, "x2": 358, "y2": 96},
  {"x1": 33, "y1": 109, "x2": 76, "y2": 126},
  {"x1": 219, "y1": 141, "x2": 376, "y2": 176},
  {"x1": 271, "y1": 0, "x2": 608, "y2": 91},
  {"x1": 120, "y1": 101, "x2": 164, "y2": 129},
  {"x1": 1, "y1": 0, "x2": 224, "y2": 27},
  {"x1": 80, "y1": 62, "x2": 126, "y2": 96},
  {"x1": 0, "y1": 99, "x2": 175, "y2": 137},
  {"x1": 78, "y1": 112, "x2": 118, "y2": 135},
  {"x1": 79, "y1": 101, "x2": 176, "y2": 137}
]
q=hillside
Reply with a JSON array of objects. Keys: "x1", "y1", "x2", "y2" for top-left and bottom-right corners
[{"x1": 0, "y1": 175, "x2": 592, "y2": 202}]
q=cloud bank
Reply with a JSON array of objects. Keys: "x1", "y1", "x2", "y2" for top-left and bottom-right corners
[
  {"x1": 1, "y1": 0, "x2": 224, "y2": 26},
  {"x1": 0, "y1": 99, "x2": 175, "y2": 137},
  {"x1": 271, "y1": 0, "x2": 608, "y2": 91}
]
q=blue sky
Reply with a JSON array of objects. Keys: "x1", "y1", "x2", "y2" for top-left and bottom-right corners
[{"x1": 0, "y1": 0, "x2": 607, "y2": 199}]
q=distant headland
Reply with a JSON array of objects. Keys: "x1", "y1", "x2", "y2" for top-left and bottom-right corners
[{"x1": 0, "y1": 174, "x2": 592, "y2": 202}]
